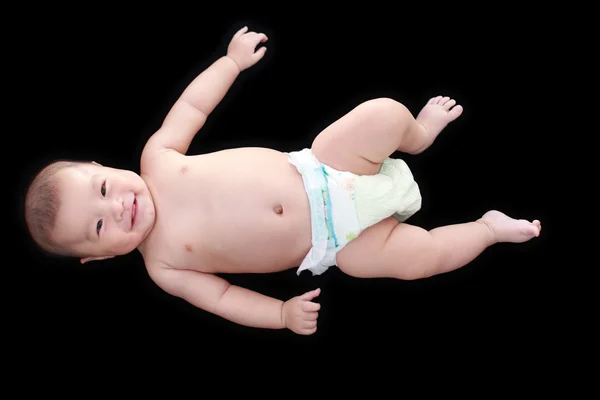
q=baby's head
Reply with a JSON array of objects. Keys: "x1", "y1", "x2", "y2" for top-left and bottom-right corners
[{"x1": 25, "y1": 160, "x2": 156, "y2": 263}]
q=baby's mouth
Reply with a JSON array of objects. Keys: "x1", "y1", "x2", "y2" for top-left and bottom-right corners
[{"x1": 131, "y1": 197, "x2": 137, "y2": 227}]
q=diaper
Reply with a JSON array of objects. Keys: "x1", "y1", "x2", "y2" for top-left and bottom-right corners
[
  {"x1": 354, "y1": 155, "x2": 422, "y2": 227},
  {"x1": 287, "y1": 148, "x2": 422, "y2": 276}
]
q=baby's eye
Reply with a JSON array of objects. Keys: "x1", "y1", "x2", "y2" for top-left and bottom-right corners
[
  {"x1": 97, "y1": 220, "x2": 103, "y2": 235},
  {"x1": 101, "y1": 181, "x2": 106, "y2": 197}
]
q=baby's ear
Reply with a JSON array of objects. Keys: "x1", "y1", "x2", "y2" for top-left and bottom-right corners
[{"x1": 80, "y1": 255, "x2": 114, "y2": 264}]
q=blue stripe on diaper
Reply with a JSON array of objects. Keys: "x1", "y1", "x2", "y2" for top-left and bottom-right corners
[{"x1": 320, "y1": 165, "x2": 338, "y2": 248}]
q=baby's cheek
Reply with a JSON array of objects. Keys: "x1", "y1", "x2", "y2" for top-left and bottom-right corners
[
  {"x1": 126, "y1": 234, "x2": 141, "y2": 247},
  {"x1": 112, "y1": 234, "x2": 140, "y2": 254}
]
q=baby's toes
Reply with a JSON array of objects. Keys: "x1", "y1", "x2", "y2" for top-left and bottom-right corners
[
  {"x1": 531, "y1": 220, "x2": 541, "y2": 235},
  {"x1": 448, "y1": 104, "x2": 463, "y2": 120},
  {"x1": 438, "y1": 96, "x2": 450, "y2": 105},
  {"x1": 522, "y1": 222, "x2": 540, "y2": 237},
  {"x1": 443, "y1": 99, "x2": 456, "y2": 110}
]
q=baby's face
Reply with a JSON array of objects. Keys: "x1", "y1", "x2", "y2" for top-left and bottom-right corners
[{"x1": 52, "y1": 162, "x2": 156, "y2": 262}]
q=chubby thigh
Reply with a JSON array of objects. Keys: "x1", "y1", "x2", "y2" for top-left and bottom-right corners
[{"x1": 335, "y1": 217, "x2": 435, "y2": 280}]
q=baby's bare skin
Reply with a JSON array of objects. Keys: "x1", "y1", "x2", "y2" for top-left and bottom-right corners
[
  {"x1": 40, "y1": 26, "x2": 541, "y2": 336},
  {"x1": 139, "y1": 147, "x2": 312, "y2": 274}
]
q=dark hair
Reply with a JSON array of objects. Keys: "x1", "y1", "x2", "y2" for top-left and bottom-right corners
[{"x1": 24, "y1": 160, "x2": 89, "y2": 256}]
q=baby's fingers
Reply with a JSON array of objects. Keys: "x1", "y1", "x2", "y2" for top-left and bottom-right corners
[
  {"x1": 303, "y1": 311, "x2": 318, "y2": 321},
  {"x1": 303, "y1": 319, "x2": 317, "y2": 330},
  {"x1": 250, "y1": 33, "x2": 268, "y2": 45},
  {"x1": 233, "y1": 26, "x2": 248, "y2": 39},
  {"x1": 300, "y1": 326, "x2": 317, "y2": 335},
  {"x1": 300, "y1": 301, "x2": 321, "y2": 312},
  {"x1": 299, "y1": 288, "x2": 321, "y2": 301},
  {"x1": 253, "y1": 46, "x2": 267, "y2": 61}
]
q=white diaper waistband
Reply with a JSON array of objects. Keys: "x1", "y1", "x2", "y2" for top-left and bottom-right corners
[{"x1": 287, "y1": 148, "x2": 361, "y2": 276}]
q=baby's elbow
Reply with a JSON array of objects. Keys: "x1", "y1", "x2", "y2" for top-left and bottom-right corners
[{"x1": 213, "y1": 283, "x2": 234, "y2": 313}]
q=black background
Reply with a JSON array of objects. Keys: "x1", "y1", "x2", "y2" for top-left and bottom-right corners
[{"x1": 9, "y1": 5, "x2": 578, "y2": 371}]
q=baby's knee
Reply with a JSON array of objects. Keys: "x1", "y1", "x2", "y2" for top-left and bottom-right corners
[
  {"x1": 364, "y1": 97, "x2": 408, "y2": 113},
  {"x1": 360, "y1": 98, "x2": 412, "y2": 126}
]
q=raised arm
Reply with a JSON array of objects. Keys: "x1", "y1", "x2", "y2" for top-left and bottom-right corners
[
  {"x1": 150, "y1": 267, "x2": 321, "y2": 335},
  {"x1": 144, "y1": 26, "x2": 268, "y2": 156}
]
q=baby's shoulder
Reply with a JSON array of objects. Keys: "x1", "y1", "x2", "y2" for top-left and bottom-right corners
[
  {"x1": 141, "y1": 146, "x2": 186, "y2": 176},
  {"x1": 143, "y1": 259, "x2": 179, "y2": 292}
]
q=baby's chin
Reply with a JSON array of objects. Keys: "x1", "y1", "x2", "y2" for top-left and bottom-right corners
[{"x1": 121, "y1": 234, "x2": 149, "y2": 253}]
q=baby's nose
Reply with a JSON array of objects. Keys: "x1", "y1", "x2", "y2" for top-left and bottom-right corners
[{"x1": 111, "y1": 198, "x2": 124, "y2": 221}]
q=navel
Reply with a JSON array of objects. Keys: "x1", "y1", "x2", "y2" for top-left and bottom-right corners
[
  {"x1": 273, "y1": 204, "x2": 283, "y2": 215},
  {"x1": 185, "y1": 244, "x2": 192, "y2": 252},
  {"x1": 181, "y1": 165, "x2": 188, "y2": 174}
]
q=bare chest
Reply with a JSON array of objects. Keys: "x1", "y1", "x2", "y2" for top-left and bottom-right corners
[{"x1": 143, "y1": 148, "x2": 312, "y2": 273}]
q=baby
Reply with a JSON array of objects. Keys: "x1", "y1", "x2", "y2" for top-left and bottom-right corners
[{"x1": 24, "y1": 26, "x2": 541, "y2": 335}]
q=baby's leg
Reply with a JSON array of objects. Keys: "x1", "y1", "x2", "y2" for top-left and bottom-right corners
[
  {"x1": 312, "y1": 96, "x2": 463, "y2": 176},
  {"x1": 336, "y1": 211, "x2": 541, "y2": 280}
]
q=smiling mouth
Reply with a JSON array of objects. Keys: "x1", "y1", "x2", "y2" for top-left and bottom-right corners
[{"x1": 131, "y1": 197, "x2": 137, "y2": 227}]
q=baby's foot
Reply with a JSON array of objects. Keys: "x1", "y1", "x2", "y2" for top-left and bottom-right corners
[
  {"x1": 416, "y1": 95, "x2": 463, "y2": 141},
  {"x1": 478, "y1": 210, "x2": 542, "y2": 243}
]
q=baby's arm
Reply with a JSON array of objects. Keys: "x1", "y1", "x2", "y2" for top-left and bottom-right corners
[
  {"x1": 150, "y1": 266, "x2": 320, "y2": 335},
  {"x1": 144, "y1": 26, "x2": 268, "y2": 156},
  {"x1": 151, "y1": 266, "x2": 284, "y2": 330}
]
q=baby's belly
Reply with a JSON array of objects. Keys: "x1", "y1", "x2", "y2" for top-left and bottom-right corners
[{"x1": 192, "y1": 148, "x2": 312, "y2": 273}]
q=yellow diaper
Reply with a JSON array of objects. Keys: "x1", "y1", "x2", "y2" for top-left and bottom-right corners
[{"x1": 354, "y1": 157, "x2": 422, "y2": 229}]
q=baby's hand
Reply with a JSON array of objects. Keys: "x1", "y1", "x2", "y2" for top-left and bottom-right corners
[
  {"x1": 226, "y1": 26, "x2": 268, "y2": 71},
  {"x1": 282, "y1": 288, "x2": 321, "y2": 335}
]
